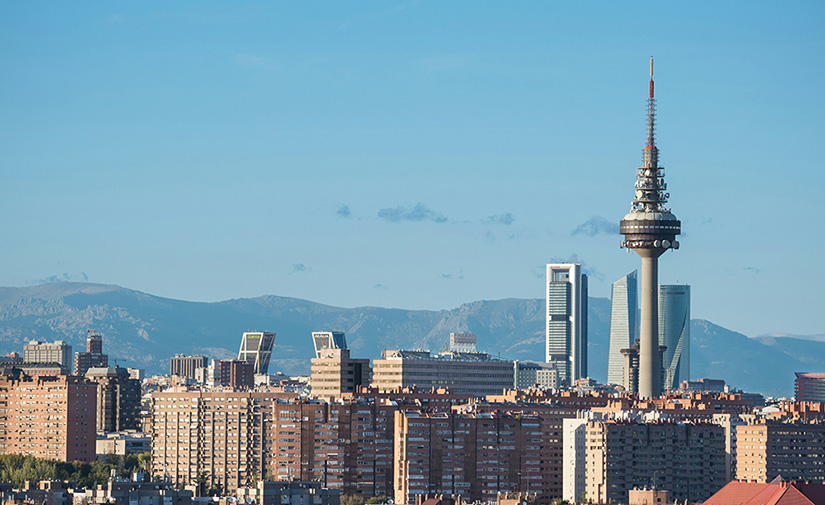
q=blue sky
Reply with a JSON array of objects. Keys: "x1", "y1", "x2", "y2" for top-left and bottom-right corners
[{"x1": 1, "y1": 2, "x2": 823, "y2": 338}]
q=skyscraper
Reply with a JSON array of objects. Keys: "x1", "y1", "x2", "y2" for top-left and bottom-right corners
[
  {"x1": 619, "y1": 59, "x2": 682, "y2": 399},
  {"x1": 546, "y1": 263, "x2": 588, "y2": 384},
  {"x1": 311, "y1": 331, "x2": 348, "y2": 358},
  {"x1": 607, "y1": 271, "x2": 637, "y2": 385},
  {"x1": 659, "y1": 284, "x2": 690, "y2": 390},
  {"x1": 237, "y1": 331, "x2": 276, "y2": 374}
]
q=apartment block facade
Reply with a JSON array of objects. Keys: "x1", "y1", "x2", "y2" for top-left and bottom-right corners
[
  {"x1": 0, "y1": 374, "x2": 97, "y2": 461},
  {"x1": 394, "y1": 410, "x2": 568, "y2": 505},
  {"x1": 736, "y1": 421, "x2": 825, "y2": 483},
  {"x1": 310, "y1": 348, "x2": 370, "y2": 400},
  {"x1": 86, "y1": 366, "x2": 141, "y2": 432},
  {"x1": 585, "y1": 420, "x2": 725, "y2": 504}
]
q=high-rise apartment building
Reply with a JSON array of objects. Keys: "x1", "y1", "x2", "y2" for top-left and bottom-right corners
[
  {"x1": 585, "y1": 420, "x2": 725, "y2": 504},
  {"x1": 217, "y1": 359, "x2": 254, "y2": 390},
  {"x1": 86, "y1": 366, "x2": 141, "y2": 432},
  {"x1": 152, "y1": 391, "x2": 291, "y2": 491},
  {"x1": 237, "y1": 331, "x2": 276, "y2": 375},
  {"x1": 0, "y1": 373, "x2": 97, "y2": 461},
  {"x1": 310, "y1": 348, "x2": 370, "y2": 400},
  {"x1": 545, "y1": 263, "x2": 588, "y2": 385},
  {"x1": 394, "y1": 410, "x2": 568, "y2": 505},
  {"x1": 372, "y1": 349, "x2": 514, "y2": 397},
  {"x1": 23, "y1": 340, "x2": 72, "y2": 371},
  {"x1": 794, "y1": 372, "x2": 825, "y2": 402},
  {"x1": 659, "y1": 284, "x2": 690, "y2": 390},
  {"x1": 607, "y1": 271, "x2": 637, "y2": 385},
  {"x1": 735, "y1": 421, "x2": 825, "y2": 483},
  {"x1": 74, "y1": 330, "x2": 109, "y2": 376},
  {"x1": 169, "y1": 354, "x2": 209, "y2": 379},
  {"x1": 311, "y1": 331, "x2": 348, "y2": 358}
]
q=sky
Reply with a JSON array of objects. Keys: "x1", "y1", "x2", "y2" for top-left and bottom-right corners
[{"x1": 1, "y1": 2, "x2": 823, "y2": 339}]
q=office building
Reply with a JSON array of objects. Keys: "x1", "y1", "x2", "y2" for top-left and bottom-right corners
[
  {"x1": 74, "y1": 329, "x2": 109, "y2": 376},
  {"x1": 545, "y1": 263, "x2": 588, "y2": 385},
  {"x1": 86, "y1": 366, "x2": 141, "y2": 432},
  {"x1": 169, "y1": 354, "x2": 208, "y2": 379},
  {"x1": 237, "y1": 331, "x2": 276, "y2": 375},
  {"x1": 23, "y1": 340, "x2": 72, "y2": 371},
  {"x1": 619, "y1": 59, "x2": 682, "y2": 399},
  {"x1": 0, "y1": 373, "x2": 97, "y2": 461},
  {"x1": 514, "y1": 361, "x2": 559, "y2": 389},
  {"x1": 449, "y1": 332, "x2": 477, "y2": 353},
  {"x1": 372, "y1": 349, "x2": 514, "y2": 397},
  {"x1": 311, "y1": 331, "x2": 348, "y2": 358},
  {"x1": 659, "y1": 284, "x2": 690, "y2": 390},
  {"x1": 585, "y1": 420, "x2": 725, "y2": 504},
  {"x1": 309, "y1": 348, "x2": 370, "y2": 400},
  {"x1": 608, "y1": 271, "x2": 637, "y2": 385},
  {"x1": 795, "y1": 372, "x2": 825, "y2": 402},
  {"x1": 735, "y1": 421, "x2": 825, "y2": 483}
]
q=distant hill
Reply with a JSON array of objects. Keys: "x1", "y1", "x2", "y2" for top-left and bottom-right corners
[{"x1": 0, "y1": 282, "x2": 820, "y2": 397}]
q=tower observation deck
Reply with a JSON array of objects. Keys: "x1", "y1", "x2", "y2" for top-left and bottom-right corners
[{"x1": 619, "y1": 58, "x2": 681, "y2": 399}]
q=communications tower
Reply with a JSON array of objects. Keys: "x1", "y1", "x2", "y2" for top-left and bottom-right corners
[{"x1": 619, "y1": 59, "x2": 681, "y2": 399}]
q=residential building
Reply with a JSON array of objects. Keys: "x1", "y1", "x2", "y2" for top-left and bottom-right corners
[
  {"x1": 310, "y1": 348, "x2": 370, "y2": 400},
  {"x1": 703, "y1": 480, "x2": 825, "y2": 505},
  {"x1": 268, "y1": 401, "x2": 395, "y2": 497},
  {"x1": 311, "y1": 331, "x2": 348, "y2": 359},
  {"x1": 372, "y1": 349, "x2": 514, "y2": 397},
  {"x1": 563, "y1": 417, "x2": 588, "y2": 504},
  {"x1": 0, "y1": 373, "x2": 97, "y2": 461},
  {"x1": 680, "y1": 377, "x2": 726, "y2": 393},
  {"x1": 169, "y1": 355, "x2": 208, "y2": 380},
  {"x1": 735, "y1": 421, "x2": 825, "y2": 483},
  {"x1": 86, "y1": 366, "x2": 141, "y2": 432},
  {"x1": 795, "y1": 372, "x2": 825, "y2": 402},
  {"x1": 23, "y1": 340, "x2": 72, "y2": 371},
  {"x1": 607, "y1": 271, "x2": 637, "y2": 385},
  {"x1": 217, "y1": 359, "x2": 254, "y2": 390},
  {"x1": 659, "y1": 284, "x2": 690, "y2": 390},
  {"x1": 236, "y1": 481, "x2": 341, "y2": 505},
  {"x1": 585, "y1": 420, "x2": 725, "y2": 504},
  {"x1": 394, "y1": 410, "x2": 566, "y2": 505},
  {"x1": 237, "y1": 331, "x2": 276, "y2": 374},
  {"x1": 74, "y1": 330, "x2": 109, "y2": 376},
  {"x1": 545, "y1": 263, "x2": 587, "y2": 385},
  {"x1": 151, "y1": 390, "x2": 294, "y2": 492}
]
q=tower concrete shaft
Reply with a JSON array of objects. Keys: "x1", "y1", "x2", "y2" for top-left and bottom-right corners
[{"x1": 619, "y1": 58, "x2": 681, "y2": 399}]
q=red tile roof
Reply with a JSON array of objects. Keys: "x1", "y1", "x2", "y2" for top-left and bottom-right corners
[{"x1": 703, "y1": 480, "x2": 825, "y2": 505}]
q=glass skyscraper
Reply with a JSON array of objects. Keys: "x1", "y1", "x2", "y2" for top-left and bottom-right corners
[
  {"x1": 659, "y1": 285, "x2": 690, "y2": 390},
  {"x1": 607, "y1": 270, "x2": 637, "y2": 385},
  {"x1": 546, "y1": 263, "x2": 587, "y2": 385}
]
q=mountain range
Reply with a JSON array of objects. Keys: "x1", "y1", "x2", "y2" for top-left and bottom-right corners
[{"x1": 0, "y1": 282, "x2": 821, "y2": 397}]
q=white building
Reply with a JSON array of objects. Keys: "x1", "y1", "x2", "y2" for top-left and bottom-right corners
[
  {"x1": 607, "y1": 270, "x2": 637, "y2": 385},
  {"x1": 563, "y1": 416, "x2": 589, "y2": 503},
  {"x1": 546, "y1": 263, "x2": 588, "y2": 384}
]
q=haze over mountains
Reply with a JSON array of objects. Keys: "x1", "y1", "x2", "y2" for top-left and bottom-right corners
[{"x1": 0, "y1": 282, "x2": 821, "y2": 397}]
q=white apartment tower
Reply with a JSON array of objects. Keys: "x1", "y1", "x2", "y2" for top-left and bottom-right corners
[
  {"x1": 546, "y1": 263, "x2": 588, "y2": 384},
  {"x1": 607, "y1": 271, "x2": 638, "y2": 385},
  {"x1": 659, "y1": 285, "x2": 690, "y2": 390}
]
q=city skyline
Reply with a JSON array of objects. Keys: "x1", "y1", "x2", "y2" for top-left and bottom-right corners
[{"x1": 1, "y1": 3, "x2": 823, "y2": 341}]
